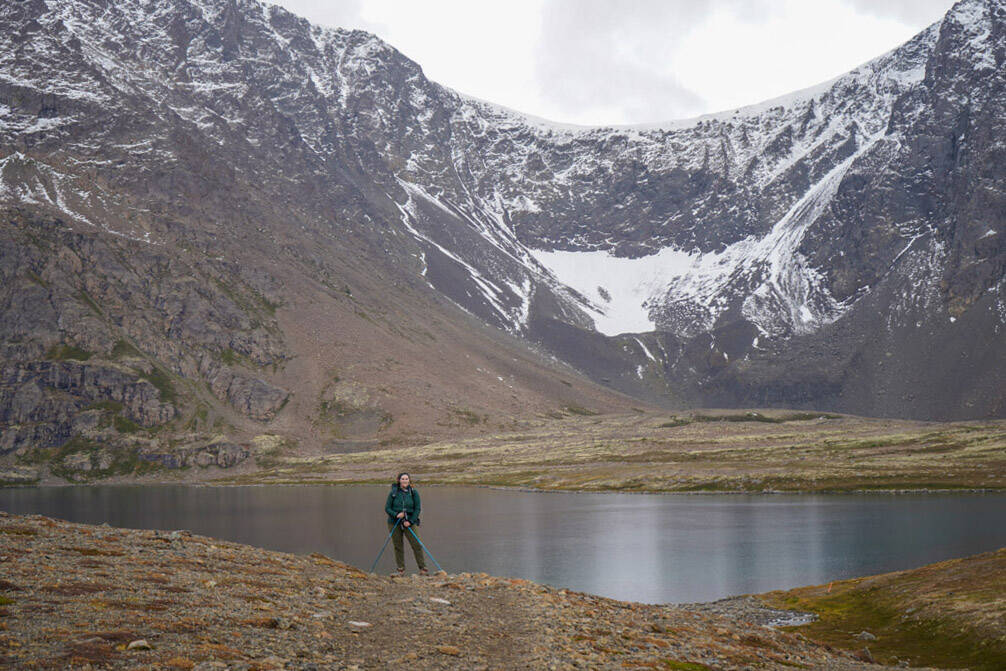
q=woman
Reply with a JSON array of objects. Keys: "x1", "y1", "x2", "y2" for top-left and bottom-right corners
[{"x1": 384, "y1": 472, "x2": 428, "y2": 575}]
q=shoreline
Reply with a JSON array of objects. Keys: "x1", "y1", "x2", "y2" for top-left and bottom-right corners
[
  {"x1": 3, "y1": 511, "x2": 973, "y2": 670},
  {"x1": 6, "y1": 479, "x2": 1004, "y2": 496}
]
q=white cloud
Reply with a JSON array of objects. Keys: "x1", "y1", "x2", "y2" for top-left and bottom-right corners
[
  {"x1": 669, "y1": 0, "x2": 935, "y2": 116},
  {"x1": 271, "y1": 0, "x2": 953, "y2": 126},
  {"x1": 270, "y1": 0, "x2": 377, "y2": 33},
  {"x1": 845, "y1": 0, "x2": 953, "y2": 25}
]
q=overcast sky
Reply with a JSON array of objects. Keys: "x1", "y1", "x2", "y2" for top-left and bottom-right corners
[{"x1": 273, "y1": 0, "x2": 953, "y2": 126}]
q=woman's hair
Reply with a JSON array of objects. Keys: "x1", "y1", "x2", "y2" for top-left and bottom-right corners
[{"x1": 395, "y1": 472, "x2": 411, "y2": 488}]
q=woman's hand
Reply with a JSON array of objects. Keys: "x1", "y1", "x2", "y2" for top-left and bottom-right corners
[
  {"x1": 397, "y1": 512, "x2": 406, "y2": 519},
  {"x1": 402, "y1": 521, "x2": 411, "y2": 528}
]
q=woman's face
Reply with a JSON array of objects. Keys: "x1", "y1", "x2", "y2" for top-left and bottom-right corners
[{"x1": 399, "y1": 474, "x2": 411, "y2": 488}]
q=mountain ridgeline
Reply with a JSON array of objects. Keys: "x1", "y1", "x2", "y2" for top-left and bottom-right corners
[{"x1": 0, "y1": 0, "x2": 1003, "y2": 479}]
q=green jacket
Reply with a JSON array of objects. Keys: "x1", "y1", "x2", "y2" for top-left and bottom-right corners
[{"x1": 385, "y1": 485, "x2": 421, "y2": 525}]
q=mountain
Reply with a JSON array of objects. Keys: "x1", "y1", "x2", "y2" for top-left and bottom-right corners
[{"x1": 0, "y1": 0, "x2": 1002, "y2": 479}]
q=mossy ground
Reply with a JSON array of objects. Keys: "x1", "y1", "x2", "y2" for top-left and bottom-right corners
[{"x1": 758, "y1": 549, "x2": 1006, "y2": 671}]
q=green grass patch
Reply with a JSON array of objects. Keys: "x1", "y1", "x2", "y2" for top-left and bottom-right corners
[
  {"x1": 112, "y1": 415, "x2": 143, "y2": 434},
  {"x1": 564, "y1": 405, "x2": 599, "y2": 416},
  {"x1": 664, "y1": 661, "x2": 710, "y2": 670},
  {"x1": 779, "y1": 412, "x2": 841, "y2": 421},
  {"x1": 0, "y1": 596, "x2": 14, "y2": 606},
  {"x1": 208, "y1": 276, "x2": 281, "y2": 324},
  {"x1": 77, "y1": 289, "x2": 103, "y2": 315},
  {"x1": 86, "y1": 400, "x2": 123, "y2": 413},
  {"x1": 184, "y1": 405, "x2": 210, "y2": 431},
  {"x1": 141, "y1": 367, "x2": 176, "y2": 403},
  {"x1": 659, "y1": 417, "x2": 691, "y2": 428},
  {"x1": 764, "y1": 587, "x2": 1006, "y2": 671},
  {"x1": 693, "y1": 412, "x2": 782, "y2": 423},
  {"x1": 111, "y1": 339, "x2": 142, "y2": 359},
  {"x1": 46, "y1": 344, "x2": 94, "y2": 361},
  {"x1": 26, "y1": 269, "x2": 49, "y2": 287},
  {"x1": 252, "y1": 290, "x2": 280, "y2": 316}
]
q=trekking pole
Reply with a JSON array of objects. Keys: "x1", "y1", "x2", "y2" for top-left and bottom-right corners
[
  {"x1": 369, "y1": 517, "x2": 402, "y2": 573},
  {"x1": 406, "y1": 525, "x2": 444, "y2": 573}
]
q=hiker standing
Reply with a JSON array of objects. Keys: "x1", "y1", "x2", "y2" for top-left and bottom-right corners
[{"x1": 384, "y1": 472, "x2": 428, "y2": 575}]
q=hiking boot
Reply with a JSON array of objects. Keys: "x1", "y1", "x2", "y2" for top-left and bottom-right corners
[
  {"x1": 395, "y1": 567, "x2": 405, "y2": 576},
  {"x1": 419, "y1": 568, "x2": 429, "y2": 576}
]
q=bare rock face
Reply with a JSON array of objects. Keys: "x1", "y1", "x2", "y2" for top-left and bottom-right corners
[
  {"x1": 316, "y1": 380, "x2": 391, "y2": 442},
  {"x1": 12, "y1": 360, "x2": 176, "y2": 426},
  {"x1": 201, "y1": 361, "x2": 290, "y2": 422},
  {"x1": 0, "y1": 210, "x2": 290, "y2": 474}
]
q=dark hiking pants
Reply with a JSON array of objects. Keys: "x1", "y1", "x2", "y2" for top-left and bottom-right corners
[{"x1": 388, "y1": 521, "x2": 426, "y2": 571}]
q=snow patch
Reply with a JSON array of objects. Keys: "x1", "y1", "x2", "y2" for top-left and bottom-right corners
[{"x1": 530, "y1": 246, "x2": 696, "y2": 335}]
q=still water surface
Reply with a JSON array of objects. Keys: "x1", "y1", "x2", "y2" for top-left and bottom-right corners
[{"x1": 2, "y1": 485, "x2": 1003, "y2": 603}]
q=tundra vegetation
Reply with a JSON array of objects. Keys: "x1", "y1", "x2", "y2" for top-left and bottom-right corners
[{"x1": 214, "y1": 411, "x2": 1005, "y2": 493}]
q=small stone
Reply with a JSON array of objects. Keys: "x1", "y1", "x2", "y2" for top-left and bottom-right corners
[
  {"x1": 348, "y1": 621, "x2": 371, "y2": 628},
  {"x1": 429, "y1": 597, "x2": 451, "y2": 605},
  {"x1": 126, "y1": 639, "x2": 152, "y2": 650},
  {"x1": 855, "y1": 630, "x2": 877, "y2": 641},
  {"x1": 311, "y1": 611, "x2": 334, "y2": 619},
  {"x1": 436, "y1": 645, "x2": 461, "y2": 656}
]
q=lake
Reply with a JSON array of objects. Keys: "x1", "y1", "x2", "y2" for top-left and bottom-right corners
[{"x1": 2, "y1": 485, "x2": 1003, "y2": 604}]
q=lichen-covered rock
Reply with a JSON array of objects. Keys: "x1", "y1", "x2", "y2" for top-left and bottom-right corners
[
  {"x1": 0, "y1": 465, "x2": 39, "y2": 484},
  {"x1": 139, "y1": 439, "x2": 250, "y2": 469},
  {"x1": 61, "y1": 451, "x2": 92, "y2": 472}
]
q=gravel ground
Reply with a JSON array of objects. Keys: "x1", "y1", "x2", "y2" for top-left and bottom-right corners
[{"x1": 0, "y1": 512, "x2": 934, "y2": 670}]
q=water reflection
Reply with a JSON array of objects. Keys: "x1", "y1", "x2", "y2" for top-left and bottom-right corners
[{"x1": 1, "y1": 486, "x2": 1003, "y2": 604}]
